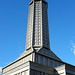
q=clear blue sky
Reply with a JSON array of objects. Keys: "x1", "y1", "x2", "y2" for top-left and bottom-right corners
[{"x1": 0, "y1": 0, "x2": 75, "y2": 73}]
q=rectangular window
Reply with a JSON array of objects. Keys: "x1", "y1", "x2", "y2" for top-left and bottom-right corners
[{"x1": 43, "y1": 57, "x2": 45, "y2": 65}]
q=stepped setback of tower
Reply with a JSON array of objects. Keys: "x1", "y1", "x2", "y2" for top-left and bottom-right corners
[
  {"x1": 2, "y1": 0, "x2": 75, "y2": 75},
  {"x1": 18, "y1": 0, "x2": 61, "y2": 61}
]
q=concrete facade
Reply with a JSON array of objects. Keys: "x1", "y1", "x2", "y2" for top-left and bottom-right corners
[{"x1": 2, "y1": 0, "x2": 75, "y2": 75}]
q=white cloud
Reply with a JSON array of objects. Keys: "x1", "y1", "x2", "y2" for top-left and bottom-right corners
[
  {"x1": 71, "y1": 42, "x2": 75, "y2": 55},
  {"x1": 0, "y1": 67, "x2": 2, "y2": 74},
  {"x1": 73, "y1": 50, "x2": 75, "y2": 55}
]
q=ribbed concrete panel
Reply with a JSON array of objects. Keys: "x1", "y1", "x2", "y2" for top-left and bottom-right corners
[{"x1": 26, "y1": 0, "x2": 50, "y2": 50}]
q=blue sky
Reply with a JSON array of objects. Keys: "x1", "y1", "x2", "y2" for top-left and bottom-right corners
[{"x1": 0, "y1": 0, "x2": 75, "y2": 73}]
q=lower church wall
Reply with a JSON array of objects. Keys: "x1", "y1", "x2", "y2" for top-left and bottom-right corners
[
  {"x1": 35, "y1": 53, "x2": 63, "y2": 68},
  {"x1": 55, "y1": 64, "x2": 75, "y2": 75},
  {"x1": 12, "y1": 69, "x2": 29, "y2": 75},
  {"x1": 2, "y1": 54, "x2": 32, "y2": 75},
  {"x1": 31, "y1": 69, "x2": 51, "y2": 75},
  {"x1": 2, "y1": 62, "x2": 30, "y2": 75},
  {"x1": 2, "y1": 61, "x2": 54, "y2": 75},
  {"x1": 30, "y1": 61, "x2": 54, "y2": 75}
]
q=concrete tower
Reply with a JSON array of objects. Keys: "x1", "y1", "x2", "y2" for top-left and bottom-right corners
[
  {"x1": 17, "y1": 0, "x2": 62, "y2": 61},
  {"x1": 26, "y1": 0, "x2": 50, "y2": 50},
  {"x1": 2, "y1": 0, "x2": 75, "y2": 75}
]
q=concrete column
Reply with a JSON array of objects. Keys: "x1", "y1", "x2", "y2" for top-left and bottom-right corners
[{"x1": 32, "y1": 53, "x2": 35, "y2": 62}]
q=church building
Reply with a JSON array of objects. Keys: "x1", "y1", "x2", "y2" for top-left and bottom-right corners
[{"x1": 2, "y1": 0, "x2": 75, "y2": 75}]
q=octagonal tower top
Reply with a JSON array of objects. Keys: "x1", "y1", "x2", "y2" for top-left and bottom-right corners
[
  {"x1": 29, "y1": 0, "x2": 47, "y2": 5},
  {"x1": 32, "y1": 0, "x2": 45, "y2": 1}
]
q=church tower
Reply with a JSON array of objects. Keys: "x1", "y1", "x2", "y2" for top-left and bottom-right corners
[
  {"x1": 2, "y1": 0, "x2": 75, "y2": 75},
  {"x1": 17, "y1": 0, "x2": 62, "y2": 62},
  {"x1": 26, "y1": 0, "x2": 50, "y2": 50}
]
